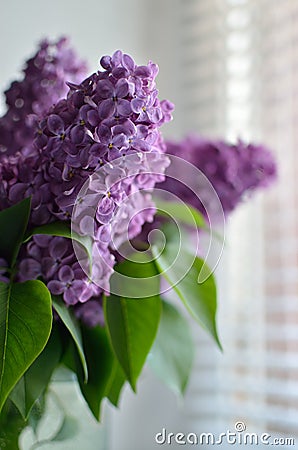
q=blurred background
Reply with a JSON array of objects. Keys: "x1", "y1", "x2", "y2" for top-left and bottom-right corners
[{"x1": 1, "y1": 0, "x2": 297, "y2": 449}]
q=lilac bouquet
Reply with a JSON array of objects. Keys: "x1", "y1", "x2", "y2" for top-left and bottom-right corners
[
  {"x1": 0, "y1": 38, "x2": 276, "y2": 448},
  {"x1": 0, "y1": 38, "x2": 210, "y2": 448}
]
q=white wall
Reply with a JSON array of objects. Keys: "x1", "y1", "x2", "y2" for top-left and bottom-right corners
[
  {"x1": 0, "y1": 0, "x2": 182, "y2": 134},
  {"x1": 0, "y1": 0, "x2": 142, "y2": 85}
]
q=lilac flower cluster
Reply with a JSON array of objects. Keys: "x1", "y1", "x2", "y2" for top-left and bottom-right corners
[
  {"x1": 0, "y1": 48, "x2": 173, "y2": 326},
  {"x1": 17, "y1": 235, "x2": 113, "y2": 308},
  {"x1": 162, "y1": 134, "x2": 276, "y2": 218},
  {"x1": 0, "y1": 37, "x2": 87, "y2": 156}
]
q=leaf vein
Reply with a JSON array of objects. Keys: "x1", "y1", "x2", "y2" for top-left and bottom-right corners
[{"x1": 120, "y1": 298, "x2": 133, "y2": 380}]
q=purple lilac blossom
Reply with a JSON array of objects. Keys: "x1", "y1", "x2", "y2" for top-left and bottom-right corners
[
  {"x1": 0, "y1": 49, "x2": 173, "y2": 326},
  {"x1": 161, "y1": 134, "x2": 277, "y2": 218},
  {"x1": 75, "y1": 299, "x2": 105, "y2": 328},
  {"x1": 0, "y1": 37, "x2": 87, "y2": 156}
]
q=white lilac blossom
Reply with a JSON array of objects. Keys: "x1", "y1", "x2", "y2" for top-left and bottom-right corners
[
  {"x1": 0, "y1": 37, "x2": 87, "y2": 156},
  {"x1": 0, "y1": 49, "x2": 173, "y2": 326},
  {"x1": 161, "y1": 134, "x2": 277, "y2": 218}
]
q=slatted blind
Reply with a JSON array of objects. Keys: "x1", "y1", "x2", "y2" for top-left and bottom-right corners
[
  {"x1": 257, "y1": 0, "x2": 298, "y2": 437},
  {"x1": 178, "y1": 0, "x2": 298, "y2": 443}
]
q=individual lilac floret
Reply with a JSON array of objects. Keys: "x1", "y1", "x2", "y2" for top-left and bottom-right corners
[
  {"x1": 48, "y1": 266, "x2": 91, "y2": 305},
  {"x1": 161, "y1": 134, "x2": 277, "y2": 218},
  {"x1": 0, "y1": 37, "x2": 87, "y2": 156}
]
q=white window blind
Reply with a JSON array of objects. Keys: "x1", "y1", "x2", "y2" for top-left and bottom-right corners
[{"x1": 177, "y1": 0, "x2": 298, "y2": 442}]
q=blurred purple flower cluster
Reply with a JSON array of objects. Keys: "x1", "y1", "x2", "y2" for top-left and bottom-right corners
[
  {"x1": 0, "y1": 43, "x2": 173, "y2": 325},
  {"x1": 162, "y1": 134, "x2": 277, "y2": 218},
  {"x1": 0, "y1": 37, "x2": 87, "y2": 156}
]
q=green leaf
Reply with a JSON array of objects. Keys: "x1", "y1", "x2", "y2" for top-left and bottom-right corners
[
  {"x1": 109, "y1": 252, "x2": 161, "y2": 298},
  {"x1": 51, "y1": 414, "x2": 78, "y2": 442},
  {"x1": 24, "y1": 220, "x2": 72, "y2": 241},
  {"x1": 105, "y1": 256, "x2": 162, "y2": 391},
  {"x1": 0, "y1": 280, "x2": 52, "y2": 413},
  {"x1": 76, "y1": 325, "x2": 114, "y2": 421},
  {"x1": 154, "y1": 198, "x2": 206, "y2": 229},
  {"x1": 104, "y1": 295, "x2": 161, "y2": 391},
  {"x1": 24, "y1": 221, "x2": 92, "y2": 263},
  {"x1": 0, "y1": 197, "x2": 31, "y2": 266},
  {"x1": 60, "y1": 340, "x2": 77, "y2": 375},
  {"x1": 148, "y1": 300, "x2": 194, "y2": 395},
  {"x1": 0, "y1": 400, "x2": 27, "y2": 449},
  {"x1": 9, "y1": 325, "x2": 62, "y2": 419},
  {"x1": 152, "y1": 225, "x2": 221, "y2": 349},
  {"x1": 52, "y1": 296, "x2": 88, "y2": 382},
  {"x1": 154, "y1": 198, "x2": 224, "y2": 245},
  {"x1": 105, "y1": 360, "x2": 126, "y2": 407}
]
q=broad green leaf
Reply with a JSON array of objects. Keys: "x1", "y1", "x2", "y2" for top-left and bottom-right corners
[
  {"x1": 9, "y1": 325, "x2": 62, "y2": 419},
  {"x1": 154, "y1": 198, "x2": 206, "y2": 229},
  {"x1": 76, "y1": 325, "x2": 114, "y2": 421},
  {"x1": 60, "y1": 340, "x2": 77, "y2": 375},
  {"x1": 0, "y1": 197, "x2": 31, "y2": 266},
  {"x1": 152, "y1": 226, "x2": 221, "y2": 349},
  {"x1": 109, "y1": 252, "x2": 161, "y2": 299},
  {"x1": 154, "y1": 198, "x2": 224, "y2": 244},
  {"x1": 105, "y1": 360, "x2": 126, "y2": 407},
  {"x1": 24, "y1": 221, "x2": 92, "y2": 263},
  {"x1": 148, "y1": 300, "x2": 194, "y2": 395},
  {"x1": 52, "y1": 296, "x2": 88, "y2": 382},
  {"x1": 0, "y1": 281, "x2": 52, "y2": 413},
  {"x1": 51, "y1": 414, "x2": 78, "y2": 442},
  {"x1": 0, "y1": 400, "x2": 26, "y2": 450},
  {"x1": 105, "y1": 256, "x2": 162, "y2": 391},
  {"x1": 105, "y1": 295, "x2": 161, "y2": 391}
]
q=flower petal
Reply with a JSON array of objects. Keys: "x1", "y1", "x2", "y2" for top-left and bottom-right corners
[
  {"x1": 96, "y1": 80, "x2": 114, "y2": 99},
  {"x1": 48, "y1": 280, "x2": 65, "y2": 295},
  {"x1": 58, "y1": 265, "x2": 74, "y2": 282},
  {"x1": 98, "y1": 99, "x2": 115, "y2": 119},
  {"x1": 47, "y1": 114, "x2": 65, "y2": 135},
  {"x1": 49, "y1": 237, "x2": 69, "y2": 259},
  {"x1": 70, "y1": 125, "x2": 85, "y2": 144},
  {"x1": 117, "y1": 99, "x2": 131, "y2": 117},
  {"x1": 115, "y1": 79, "x2": 129, "y2": 98}
]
